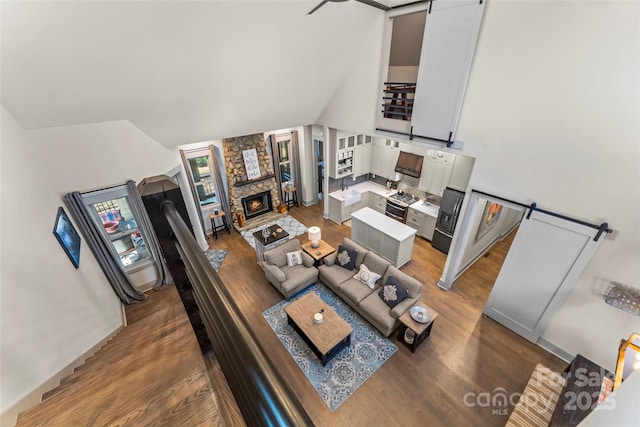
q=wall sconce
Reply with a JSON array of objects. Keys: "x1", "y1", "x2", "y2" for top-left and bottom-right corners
[
  {"x1": 308, "y1": 226, "x2": 321, "y2": 248},
  {"x1": 614, "y1": 332, "x2": 640, "y2": 390}
]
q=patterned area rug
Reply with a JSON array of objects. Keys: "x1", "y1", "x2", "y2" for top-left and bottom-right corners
[
  {"x1": 241, "y1": 215, "x2": 308, "y2": 249},
  {"x1": 204, "y1": 249, "x2": 227, "y2": 271},
  {"x1": 262, "y1": 283, "x2": 397, "y2": 411}
]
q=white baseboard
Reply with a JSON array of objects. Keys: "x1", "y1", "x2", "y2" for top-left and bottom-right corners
[
  {"x1": 537, "y1": 337, "x2": 574, "y2": 364},
  {"x1": 0, "y1": 323, "x2": 124, "y2": 427}
]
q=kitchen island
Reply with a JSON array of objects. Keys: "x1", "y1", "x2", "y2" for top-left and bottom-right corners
[{"x1": 350, "y1": 207, "x2": 416, "y2": 268}]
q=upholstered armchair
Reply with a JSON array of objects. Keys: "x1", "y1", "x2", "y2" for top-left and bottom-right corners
[{"x1": 261, "y1": 239, "x2": 318, "y2": 298}]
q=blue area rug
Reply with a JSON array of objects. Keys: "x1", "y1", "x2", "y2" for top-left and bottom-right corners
[
  {"x1": 262, "y1": 283, "x2": 397, "y2": 411},
  {"x1": 204, "y1": 249, "x2": 227, "y2": 271},
  {"x1": 241, "y1": 215, "x2": 307, "y2": 249}
]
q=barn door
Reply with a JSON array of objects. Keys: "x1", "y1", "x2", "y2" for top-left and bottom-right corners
[{"x1": 483, "y1": 207, "x2": 609, "y2": 343}]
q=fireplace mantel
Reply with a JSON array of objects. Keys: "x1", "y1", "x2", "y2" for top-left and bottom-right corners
[{"x1": 232, "y1": 173, "x2": 276, "y2": 188}]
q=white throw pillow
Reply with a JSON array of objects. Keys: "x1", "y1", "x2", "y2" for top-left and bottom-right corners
[
  {"x1": 354, "y1": 264, "x2": 382, "y2": 289},
  {"x1": 286, "y1": 250, "x2": 303, "y2": 267}
]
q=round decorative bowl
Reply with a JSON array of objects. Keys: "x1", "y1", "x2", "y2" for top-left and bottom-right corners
[{"x1": 410, "y1": 306, "x2": 430, "y2": 323}]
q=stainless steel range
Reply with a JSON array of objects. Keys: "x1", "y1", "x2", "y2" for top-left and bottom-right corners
[{"x1": 385, "y1": 191, "x2": 420, "y2": 223}]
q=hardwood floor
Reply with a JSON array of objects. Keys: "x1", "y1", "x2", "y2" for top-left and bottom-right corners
[
  {"x1": 17, "y1": 202, "x2": 565, "y2": 426},
  {"x1": 212, "y1": 203, "x2": 565, "y2": 426}
]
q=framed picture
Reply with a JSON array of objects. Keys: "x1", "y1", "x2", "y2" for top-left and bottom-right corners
[
  {"x1": 53, "y1": 206, "x2": 81, "y2": 268},
  {"x1": 475, "y1": 201, "x2": 503, "y2": 242},
  {"x1": 242, "y1": 148, "x2": 261, "y2": 180}
]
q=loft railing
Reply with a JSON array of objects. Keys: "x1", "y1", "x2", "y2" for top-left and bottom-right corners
[
  {"x1": 162, "y1": 201, "x2": 313, "y2": 427},
  {"x1": 382, "y1": 82, "x2": 416, "y2": 121}
]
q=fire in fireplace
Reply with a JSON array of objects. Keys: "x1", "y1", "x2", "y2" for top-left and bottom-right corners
[{"x1": 241, "y1": 191, "x2": 273, "y2": 220}]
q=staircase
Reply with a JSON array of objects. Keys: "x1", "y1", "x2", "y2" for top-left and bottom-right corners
[{"x1": 16, "y1": 285, "x2": 241, "y2": 426}]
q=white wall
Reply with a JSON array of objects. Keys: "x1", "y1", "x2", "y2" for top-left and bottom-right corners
[
  {"x1": 317, "y1": 15, "x2": 384, "y2": 134},
  {"x1": 0, "y1": 107, "x2": 123, "y2": 418},
  {"x1": 0, "y1": 116, "x2": 185, "y2": 421},
  {"x1": 455, "y1": 1, "x2": 640, "y2": 369}
]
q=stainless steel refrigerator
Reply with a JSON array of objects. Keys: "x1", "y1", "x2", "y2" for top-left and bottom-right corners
[{"x1": 431, "y1": 187, "x2": 465, "y2": 254}]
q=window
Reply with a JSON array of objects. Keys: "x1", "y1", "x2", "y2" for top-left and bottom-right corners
[
  {"x1": 82, "y1": 186, "x2": 152, "y2": 269},
  {"x1": 277, "y1": 137, "x2": 292, "y2": 183},
  {"x1": 187, "y1": 155, "x2": 217, "y2": 206}
]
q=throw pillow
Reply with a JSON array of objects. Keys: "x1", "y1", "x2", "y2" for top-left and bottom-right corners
[
  {"x1": 354, "y1": 264, "x2": 382, "y2": 290},
  {"x1": 286, "y1": 250, "x2": 302, "y2": 267},
  {"x1": 378, "y1": 276, "x2": 408, "y2": 308},
  {"x1": 336, "y1": 244, "x2": 357, "y2": 271}
]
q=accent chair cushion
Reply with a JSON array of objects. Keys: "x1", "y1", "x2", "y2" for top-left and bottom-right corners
[
  {"x1": 286, "y1": 250, "x2": 303, "y2": 267},
  {"x1": 336, "y1": 244, "x2": 357, "y2": 271},
  {"x1": 378, "y1": 276, "x2": 409, "y2": 308}
]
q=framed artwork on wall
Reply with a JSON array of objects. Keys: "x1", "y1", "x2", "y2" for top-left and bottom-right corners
[
  {"x1": 475, "y1": 201, "x2": 503, "y2": 242},
  {"x1": 53, "y1": 206, "x2": 81, "y2": 268}
]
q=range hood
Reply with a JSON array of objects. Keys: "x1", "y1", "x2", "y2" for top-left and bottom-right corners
[{"x1": 394, "y1": 151, "x2": 424, "y2": 178}]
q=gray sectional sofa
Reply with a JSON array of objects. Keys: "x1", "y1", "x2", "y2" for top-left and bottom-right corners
[{"x1": 318, "y1": 237, "x2": 423, "y2": 337}]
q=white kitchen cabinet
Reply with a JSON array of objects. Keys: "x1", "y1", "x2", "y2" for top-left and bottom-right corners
[
  {"x1": 408, "y1": 206, "x2": 437, "y2": 241},
  {"x1": 422, "y1": 215, "x2": 436, "y2": 241},
  {"x1": 328, "y1": 137, "x2": 355, "y2": 179},
  {"x1": 353, "y1": 135, "x2": 372, "y2": 178},
  {"x1": 368, "y1": 192, "x2": 387, "y2": 214},
  {"x1": 419, "y1": 150, "x2": 454, "y2": 196},
  {"x1": 448, "y1": 154, "x2": 475, "y2": 191},
  {"x1": 328, "y1": 192, "x2": 368, "y2": 224},
  {"x1": 371, "y1": 141, "x2": 400, "y2": 180},
  {"x1": 406, "y1": 207, "x2": 426, "y2": 231}
]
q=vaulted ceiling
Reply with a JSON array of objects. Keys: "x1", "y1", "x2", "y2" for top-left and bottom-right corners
[{"x1": 1, "y1": 1, "x2": 415, "y2": 147}]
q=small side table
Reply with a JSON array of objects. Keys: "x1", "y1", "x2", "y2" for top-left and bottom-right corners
[
  {"x1": 283, "y1": 187, "x2": 298, "y2": 209},
  {"x1": 397, "y1": 305, "x2": 439, "y2": 353},
  {"x1": 209, "y1": 210, "x2": 230, "y2": 239},
  {"x1": 301, "y1": 239, "x2": 336, "y2": 266}
]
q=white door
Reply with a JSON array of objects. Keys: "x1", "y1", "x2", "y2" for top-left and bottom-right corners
[
  {"x1": 483, "y1": 209, "x2": 607, "y2": 343},
  {"x1": 411, "y1": 0, "x2": 485, "y2": 141}
]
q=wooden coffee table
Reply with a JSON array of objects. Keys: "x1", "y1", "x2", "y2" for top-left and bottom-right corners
[
  {"x1": 284, "y1": 292, "x2": 352, "y2": 366},
  {"x1": 301, "y1": 239, "x2": 336, "y2": 266}
]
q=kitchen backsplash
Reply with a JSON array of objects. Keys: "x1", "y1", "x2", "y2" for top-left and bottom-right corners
[{"x1": 327, "y1": 174, "x2": 370, "y2": 193}]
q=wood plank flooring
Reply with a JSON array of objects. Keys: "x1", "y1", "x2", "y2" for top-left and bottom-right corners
[
  {"x1": 212, "y1": 203, "x2": 565, "y2": 426},
  {"x1": 17, "y1": 202, "x2": 566, "y2": 426}
]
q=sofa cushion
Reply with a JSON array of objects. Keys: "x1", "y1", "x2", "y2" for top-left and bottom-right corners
[
  {"x1": 340, "y1": 277, "x2": 376, "y2": 304},
  {"x1": 280, "y1": 264, "x2": 318, "y2": 296},
  {"x1": 361, "y1": 251, "x2": 390, "y2": 278},
  {"x1": 382, "y1": 266, "x2": 422, "y2": 298},
  {"x1": 378, "y1": 276, "x2": 409, "y2": 308},
  {"x1": 318, "y1": 263, "x2": 355, "y2": 289},
  {"x1": 286, "y1": 250, "x2": 303, "y2": 267},
  {"x1": 341, "y1": 237, "x2": 368, "y2": 268},
  {"x1": 353, "y1": 264, "x2": 382, "y2": 290},
  {"x1": 358, "y1": 292, "x2": 396, "y2": 335},
  {"x1": 336, "y1": 244, "x2": 357, "y2": 271}
]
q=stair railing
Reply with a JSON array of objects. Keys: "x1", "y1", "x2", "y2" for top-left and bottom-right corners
[{"x1": 162, "y1": 201, "x2": 313, "y2": 427}]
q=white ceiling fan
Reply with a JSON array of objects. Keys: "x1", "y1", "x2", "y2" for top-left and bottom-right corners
[{"x1": 307, "y1": 0, "x2": 391, "y2": 15}]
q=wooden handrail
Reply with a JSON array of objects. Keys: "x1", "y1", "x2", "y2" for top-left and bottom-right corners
[{"x1": 162, "y1": 201, "x2": 313, "y2": 427}]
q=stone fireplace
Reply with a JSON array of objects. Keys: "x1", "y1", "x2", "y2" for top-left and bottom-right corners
[
  {"x1": 223, "y1": 133, "x2": 281, "y2": 228},
  {"x1": 242, "y1": 191, "x2": 273, "y2": 220}
]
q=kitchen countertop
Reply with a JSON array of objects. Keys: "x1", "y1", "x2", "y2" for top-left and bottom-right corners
[
  {"x1": 351, "y1": 207, "x2": 416, "y2": 241},
  {"x1": 328, "y1": 181, "x2": 440, "y2": 217},
  {"x1": 328, "y1": 181, "x2": 396, "y2": 201},
  {"x1": 410, "y1": 200, "x2": 440, "y2": 217}
]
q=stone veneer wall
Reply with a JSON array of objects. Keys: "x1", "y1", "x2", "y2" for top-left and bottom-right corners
[{"x1": 222, "y1": 133, "x2": 281, "y2": 227}]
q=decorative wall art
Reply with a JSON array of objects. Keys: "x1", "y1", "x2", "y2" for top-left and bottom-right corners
[
  {"x1": 475, "y1": 201, "x2": 503, "y2": 242},
  {"x1": 242, "y1": 148, "x2": 261, "y2": 180},
  {"x1": 53, "y1": 206, "x2": 81, "y2": 268}
]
